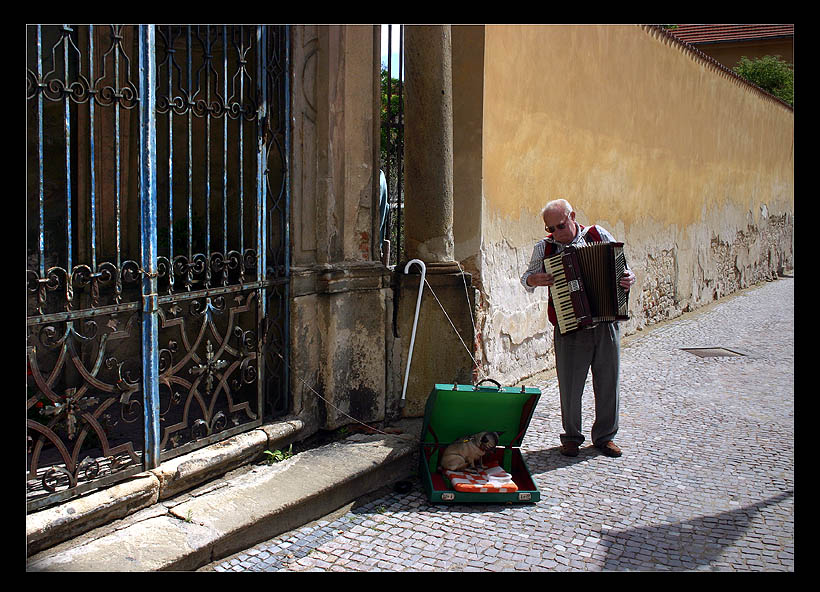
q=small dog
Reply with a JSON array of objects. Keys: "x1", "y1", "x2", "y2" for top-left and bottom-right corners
[{"x1": 439, "y1": 431, "x2": 502, "y2": 472}]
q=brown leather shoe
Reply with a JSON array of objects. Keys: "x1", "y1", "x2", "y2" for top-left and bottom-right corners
[
  {"x1": 596, "y1": 441, "x2": 622, "y2": 457},
  {"x1": 560, "y1": 441, "x2": 579, "y2": 457}
]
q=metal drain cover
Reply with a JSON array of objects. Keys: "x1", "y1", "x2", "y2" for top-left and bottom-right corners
[{"x1": 681, "y1": 347, "x2": 745, "y2": 358}]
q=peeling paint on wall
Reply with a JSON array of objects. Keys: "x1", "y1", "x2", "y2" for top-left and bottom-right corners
[{"x1": 477, "y1": 208, "x2": 792, "y2": 384}]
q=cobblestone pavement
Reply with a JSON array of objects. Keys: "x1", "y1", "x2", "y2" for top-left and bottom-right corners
[{"x1": 201, "y1": 277, "x2": 794, "y2": 572}]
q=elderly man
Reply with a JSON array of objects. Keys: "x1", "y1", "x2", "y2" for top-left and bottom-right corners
[{"x1": 521, "y1": 199, "x2": 636, "y2": 457}]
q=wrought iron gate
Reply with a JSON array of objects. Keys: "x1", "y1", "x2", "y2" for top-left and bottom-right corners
[{"x1": 26, "y1": 25, "x2": 290, "y2": 511}]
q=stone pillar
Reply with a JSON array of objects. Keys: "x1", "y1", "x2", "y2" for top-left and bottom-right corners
[
  {"x1": 404, "y1": 25, "x2": 455, "y2": 264},
  {"x1": 395, "y1": 26, "x2": 477, "y2": 417},
  {"x1": 288, "y1": 25, "x2": 391, "y2": 431}
]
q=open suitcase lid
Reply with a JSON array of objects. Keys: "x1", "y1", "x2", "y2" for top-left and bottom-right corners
[{"x1": 421, "y1": 380, "x2": 541, "y2": 449}]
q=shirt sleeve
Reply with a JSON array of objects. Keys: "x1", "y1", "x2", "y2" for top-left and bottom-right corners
[{"x1": 520, "y1": 240, "x2": 547, "y2": 293}]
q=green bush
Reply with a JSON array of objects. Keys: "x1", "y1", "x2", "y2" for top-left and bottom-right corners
[{"x1": 733, "y1": 55, "x2": 794, "y2": 107}]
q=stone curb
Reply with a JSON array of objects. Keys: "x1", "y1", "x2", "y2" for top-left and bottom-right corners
[
  {"x1": 26, "y1": 416, "x2": 308, "y2": 557},
  {"x1": 26, "y1": 420, "x2": 421, "y2": 571}
]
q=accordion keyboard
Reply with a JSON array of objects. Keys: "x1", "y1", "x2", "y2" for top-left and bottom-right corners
[{"x1": 544, "y1": 252, "x2": 581, "y2": 334}]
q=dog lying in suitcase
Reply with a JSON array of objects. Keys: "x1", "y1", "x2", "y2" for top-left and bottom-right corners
[
  {"x1": 438, "y1": 431, "x2": 519, "y2": 493},
  {"x1": 420, "y1": 381, "x2": 542, "y2": 503}
]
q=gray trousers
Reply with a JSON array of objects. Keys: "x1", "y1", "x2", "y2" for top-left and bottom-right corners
[{"x1": 554, "y1": 321, "x2": 620, "y2": 447}]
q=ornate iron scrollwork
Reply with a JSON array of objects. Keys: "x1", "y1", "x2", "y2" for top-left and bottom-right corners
[
  {"x1": 189, "y1": 340, "x2": 229, "y2": 396},
  {"x1": 26, "y1": 317, "x2": 144, "y2": 504},
  {"x1": 26, "y1": 24, "x2": 289, "y2": 511},
  {"x1": 156, "y1": 290, "x2": 261, "y2": 450}
]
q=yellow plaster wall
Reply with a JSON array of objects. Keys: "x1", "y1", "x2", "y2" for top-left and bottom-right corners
[
  {"x1": 481, "y1": 24, "x2": 792, "y2": 237},
  {"x1": 475, "y1": 24, "x2": 794, "y2": 383}
]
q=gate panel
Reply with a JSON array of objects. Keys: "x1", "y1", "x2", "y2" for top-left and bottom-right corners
[
  {"x1": 26, "y1": 24, "x2": 290, "y2": 511},
  {"x1": 26, "y1": 25, "x2": 150, "y2": 510},
  {"x1": 152, "y1": 25, "x2": 270, "y2": 460}
]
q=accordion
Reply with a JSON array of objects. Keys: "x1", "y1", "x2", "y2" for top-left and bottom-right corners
[{"x1": 544, "y1": 242, "x2": 630, "y2": 335}]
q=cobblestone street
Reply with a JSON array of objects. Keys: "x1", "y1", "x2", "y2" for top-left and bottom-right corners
[{"x1": 202, "y1": 277, "x2": 794, "y2": 572}]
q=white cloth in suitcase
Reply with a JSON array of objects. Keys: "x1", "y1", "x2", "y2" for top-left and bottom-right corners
[{"x1": 442, "y1": 461, "x2": 518, "y2": 493}]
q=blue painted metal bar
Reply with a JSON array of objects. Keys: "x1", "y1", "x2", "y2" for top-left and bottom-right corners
[
  {"x1": 138, "y1": 24, "x2": 160, "y2": 470},
  {"x1": 187, "y1": 28, "x2": 193, "y2": 266},
  {"x1": 204, "y1": 26, "x2": 212, "y2": 285},
  {"x1": 88, "y1": 26, "x2": 97, "y2": 271},
  {"x1": 256, "y1": 25, "x2": 267, "y2": 412},
  {"x1": 283, "y1": 25, "x2": 292, "y2": 395},
  {"x1": 166, "y1": 26, "x2": 175, "y2": 291},
  {"x1": 256, "y1": 25, "x2": 266, "y2": 290},
  {"x1": 239, "y1": 29, "x2": 245, "y2": 269},
  {"x1": 62, "y1": 26, "x2": 73, "y2": 283},
  {"x1": 222, "y1": 26, "x2": 228, "y2": 260},
  {"x1": 114, "y1": 26, "x2": 122, "y2": 274},
  {"x1": 36, "y1": 26, "x2": 45, "y2": 279}
]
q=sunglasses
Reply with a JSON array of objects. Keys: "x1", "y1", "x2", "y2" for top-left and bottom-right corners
[{"x1": 545, "y1": 216, "x2": 572, "y2": 233}]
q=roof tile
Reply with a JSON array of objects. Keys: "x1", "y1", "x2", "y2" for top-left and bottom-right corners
[{"x1": 667, "y1": 24, "x2": 793, "y2": 45}]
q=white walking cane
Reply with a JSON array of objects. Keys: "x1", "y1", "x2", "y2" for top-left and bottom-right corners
[{"x1": 401, "y1": 259, "x2": 426, "y2": 407}]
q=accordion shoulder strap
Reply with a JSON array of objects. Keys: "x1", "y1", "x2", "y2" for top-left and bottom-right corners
[{"x1": 580, "y1": 224, "x2": 602, "y2": 243}]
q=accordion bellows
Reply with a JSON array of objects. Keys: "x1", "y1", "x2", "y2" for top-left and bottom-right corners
[{"x1": 544, "y1": 242, "x2": 630, "y2": 335}]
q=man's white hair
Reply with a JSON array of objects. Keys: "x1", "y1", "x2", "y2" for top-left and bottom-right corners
[{"x1": 541, "y1": 199, "x2": 573, "y2": 220}]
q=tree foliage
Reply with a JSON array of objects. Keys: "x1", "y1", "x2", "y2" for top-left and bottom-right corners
[
  {"x1": 379, "y1": 67, "x2": 404, "y2": 266},
  {"x1": 733, "y1": 55, "x2": 794, "y2": 107},
  {"x1": 380, "y1": 67, "x2": 402, "y2": 158}
]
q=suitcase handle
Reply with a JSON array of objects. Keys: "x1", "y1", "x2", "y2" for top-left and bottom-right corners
[{"x1": 473, "y1": 378, "x2": 502, "y2": 391}]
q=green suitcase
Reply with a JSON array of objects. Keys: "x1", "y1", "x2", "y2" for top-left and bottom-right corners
[{"x1": 420, "y1": 379, "x2": 542, "y2": 504}]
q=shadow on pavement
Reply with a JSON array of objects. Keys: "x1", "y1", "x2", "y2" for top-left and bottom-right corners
[{"x1": 597, "y1": 489, "x2": 794, "y2": 570}]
